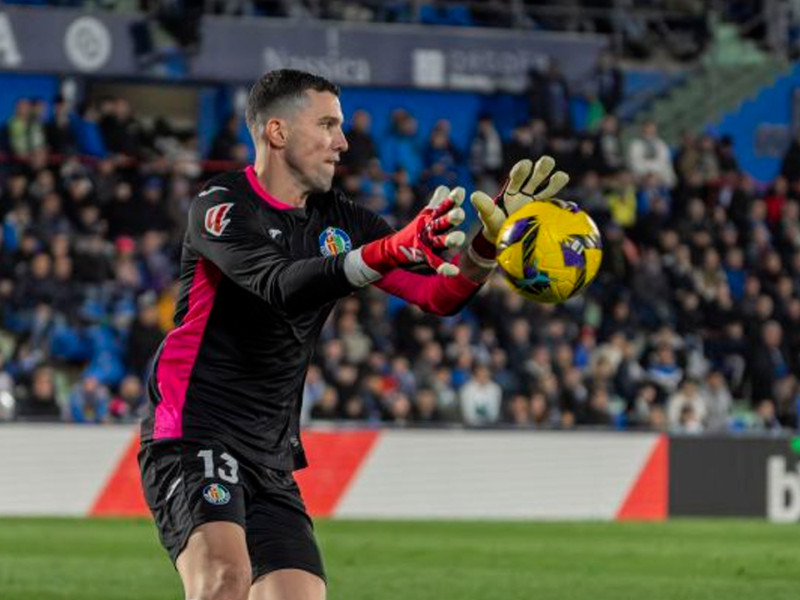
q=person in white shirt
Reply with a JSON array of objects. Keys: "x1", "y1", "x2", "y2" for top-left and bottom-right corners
[
  {"x1": 460, "y1": 364, "x2": 502, "y2": 426},
  {"x1": 627, "y1": 120, "x2": 677, "y2": 189}
]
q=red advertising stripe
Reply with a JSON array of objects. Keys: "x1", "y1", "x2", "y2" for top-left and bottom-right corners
[
  {"x1": 615, "y1": 435, "x2": 669, "y2": 521},
  {"x1": 295, "y1": 430, "x2": 380, "y2": 517},
  {"x1": 90, "y1": 433, "x2": 149, "y2": 517},
  {"x1": 90, "y1": 429, "x2": 379, "y2": 518}
]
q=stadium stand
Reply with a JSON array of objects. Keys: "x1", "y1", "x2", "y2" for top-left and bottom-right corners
[{"x1": 0, "y1": 1, "x2": 798, "y2": 434}]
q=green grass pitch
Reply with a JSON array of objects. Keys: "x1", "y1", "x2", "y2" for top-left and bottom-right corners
[{"x1": 0, "y1": 518, "x2": 797, "y2": 599}]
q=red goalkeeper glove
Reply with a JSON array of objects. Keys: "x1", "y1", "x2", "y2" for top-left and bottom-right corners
[{"x1": 345, "y1": 186, "x2": 466, "y2": 286}]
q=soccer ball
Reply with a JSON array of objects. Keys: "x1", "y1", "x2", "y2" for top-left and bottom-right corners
[{"x1": 496, "y1": 200, "x2": 602, "y2": 304}]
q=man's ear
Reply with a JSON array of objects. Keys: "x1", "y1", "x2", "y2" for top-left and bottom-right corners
[{"x1": 264, "y1": 118, "x2": 288, "y2": 148}]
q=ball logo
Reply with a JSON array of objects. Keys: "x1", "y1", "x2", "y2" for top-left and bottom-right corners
[
  {"x1": 63, "y1": 16, "x2": 112, "y2": 72},
  {"x1": 205, "y1": 203, "x2": 234, "y2": 237},
  {"x1": 319, "y1": 227, "x2": 352, "y2": 257},
  {"x1": 202, "y1": 483, "x2": 231, "y2": 506}
]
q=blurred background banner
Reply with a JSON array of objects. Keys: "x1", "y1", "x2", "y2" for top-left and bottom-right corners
[
  {"x1": 0, "y1": 6, "x2": 606, "y2": 89},
  {"x1": 6, "y1": 424, "x2": 800, "y2": 523}
]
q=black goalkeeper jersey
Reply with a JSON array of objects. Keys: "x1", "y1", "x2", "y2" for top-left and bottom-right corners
[{"x1": 140, "y1": 167, "x2": 392, "y2": 470}]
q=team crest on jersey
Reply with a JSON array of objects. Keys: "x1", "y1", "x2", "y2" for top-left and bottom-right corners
[
  {"x1": 202, "y1": 483, "x2": 231, "y2": 506},
  {"x1": 319, "y1": 227, "x2": 352, "y2": 257},
  {"x1": 204, "y1": 203, "x2": 234, "y2": 237}
]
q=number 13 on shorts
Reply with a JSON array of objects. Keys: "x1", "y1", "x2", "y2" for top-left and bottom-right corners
[{"x1": 197, "y1": 449, "x2": 240, "y2": 484}]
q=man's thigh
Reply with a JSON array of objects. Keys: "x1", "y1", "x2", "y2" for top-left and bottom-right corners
[
  {"x1": 139, "y1": 440, "x2": 248, "y2": 564},
  {"x1": 178, "y1": 522, "x2": 253, "y2": 600},
  {"x1": 245, "y1": 467, "x2": 326, "y2": 586}
]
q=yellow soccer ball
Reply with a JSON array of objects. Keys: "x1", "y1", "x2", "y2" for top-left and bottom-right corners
[{"x1": 496, "y1": 200, "x2": 603, "y2": 304}]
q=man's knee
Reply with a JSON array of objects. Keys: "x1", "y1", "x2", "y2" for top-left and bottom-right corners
[
  {"x1": 249, "y1": 568, "x2": 326, "y2": 600},
  {"x1": 187, "y1": 561, "x2": 252, "y2": 600}
]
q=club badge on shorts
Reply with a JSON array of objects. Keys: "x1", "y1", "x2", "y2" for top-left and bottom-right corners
[
  {"x1": 202, "y1": 483, "x2": 231, "y2": 505},
  {"x1": 319, "y1": 227, "x2": 352, "y2": 257}
]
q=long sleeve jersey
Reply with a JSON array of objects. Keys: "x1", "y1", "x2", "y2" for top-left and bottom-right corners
[{"x1": 140, "y1": 166, "x2": 481, "y2": 470}]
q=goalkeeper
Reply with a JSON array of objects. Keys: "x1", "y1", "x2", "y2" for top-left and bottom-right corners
[{"x1": 138, "y1": 68, "x2": 569, "y2": 600}]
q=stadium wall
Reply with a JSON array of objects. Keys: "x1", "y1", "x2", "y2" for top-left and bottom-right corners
[
  {"x1": 708, "y1": 63, "x2": 800, "y2": 182},
  {"x1": 3, "y1": 425, "x2": 798, "y2": 521}
]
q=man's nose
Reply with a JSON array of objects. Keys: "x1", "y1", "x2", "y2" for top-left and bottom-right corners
[{"x1": 334, "y1": 129, "x2": 349, "y2": 153}]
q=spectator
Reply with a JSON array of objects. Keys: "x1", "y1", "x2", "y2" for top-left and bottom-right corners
[
  {"x1": 69, "y1": 375, "x2": 111, "y2": 423},
  {"x1": 127, "y1": 298, "x2": 163, "y2": 377},
  {"x1": 421, "y1": 120, "x2": 461, "y2": 193},
  {"x1": 502, "y1": 121, "x2": 534, "y2": 175},
  {"x1": 140, "y1": 177, "x2": 175, "y2": 233},
  {"x1": 627, "y1": 121, "x2": 677, "y2": 188},
  {"x1": 382, "y1": 109, "x2": 423, "y2": 184},
  {"x1": 386, "y1": 391, "x2": 413, "y2": 424},
  {"x1": 781, "y1": 130, "x2": 800, "y2": 182},
  {"x1": 579, "y1": 386, "x2": 613, "y2": 425},
  {"x1": 45, "y1": 95, "x2": 77, "y2": 155},
  {"x1": 591, "y1": 51, "x2": 624, "y2": 115},
  {"x1": 595, "y1": 115, "x2": 624, "y2": 175},
  {"x1": 360, "y1": 158, "x2": 391, "y2": 214},
  {"x1": 341, "y1": 109, "x2": 377, "y2": 175},
  {"x1": 704, "y1": 370, "x2": 732, "y2": 431},
  {"x1": 749, "y1": 320, "x2": 790, "y2": 404},
  {"x1": 469, "y1": 114, "x2": 503, "y2": 195},
  {"x1": 506, "y1": 393, "x2": 531, "y2": 425},
  {"x1": 764, "y1": 176, "x2": 789, "y2": 227},
  {"x1": 7, "y1": 98, "x2": 45, "y2": 158},
  {"x1": 99, "y1": 97, "x2": 142, "y2": 158},
  {"x1": 310, "y1": 384, "x2": 339, "y2": 420},
  {"x1": 667, "y1": 378, "x2": 708, "y2": 431},
  {"x1": 15, "y1": 364, "x2": 60, "y2": 421},
  {"x1": 413, "y1": 387, "x2": 442, "y2": 422},
  {"x1": 647, "y1": 343, "x2": 683, "y2": 394},
  {"x1": 208, "y1": 114, "x2": 242, "y2": 161},
  {"x1": 629, "y1": 381, "x2": 665, "y2": 428},
  {"x1": 72, "y1": 101, "x2": 108, "y2": 157},
  {"x1": 753, "y1": 398, "x2": 782, "y2": 431},
  {"x1": 530, "y1": 390, "x2": 555, "y2": 427},
  {"x1": 460, "y1": 364, "x2": 502, "y2": 426},
  {"x1": 717, "y1": 135, "x2": 739, "y2": 173},
  {"x1": 528, "y1": 62, "x2": 571, "y2": 135},
  {"x1": 110, "y1": 374, "x2": 146, "y2": 420}
]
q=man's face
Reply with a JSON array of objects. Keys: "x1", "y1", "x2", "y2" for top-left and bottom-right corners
[{"x1": 284, "y1": 91, "x2": 348, "y2": 194}]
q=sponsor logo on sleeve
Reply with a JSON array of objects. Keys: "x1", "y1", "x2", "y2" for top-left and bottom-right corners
[
  {"x1": 204, "y1": 203, "x2": 234, "y2": 237},
  {"x1": 319, "y1": 227, "x2": 352, "y2": 257}
]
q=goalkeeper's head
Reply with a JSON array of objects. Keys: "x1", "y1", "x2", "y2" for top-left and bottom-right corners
[{"x1": 246, "y1": 69, "x2": 348, "y2": 195}]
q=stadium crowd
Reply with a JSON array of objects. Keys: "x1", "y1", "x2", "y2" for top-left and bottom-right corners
[{"x1": 0, "y1": 71, "x2": 798, "y2": 434}]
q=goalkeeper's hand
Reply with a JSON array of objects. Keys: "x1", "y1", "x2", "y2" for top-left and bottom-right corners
[
  {"x1": 471, "y1": 156, "x2": 570, "y2": 244},
  {"x1": 346, "y1": 186, "x2": 466, "y2": 286}
]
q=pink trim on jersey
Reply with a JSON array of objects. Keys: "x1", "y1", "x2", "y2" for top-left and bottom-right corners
[
  {"x1": 375, "y1": 257, "x2": 480, "y2": 316},
  {"x1": 245, "y1": 165, "x2": 295, "y2": 210},
  {"x1": 153, "y1": 257, "x2": 222, "y2": 439}
]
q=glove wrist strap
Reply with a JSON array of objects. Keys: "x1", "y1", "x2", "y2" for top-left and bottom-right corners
[
  {"x1": 472, "y1": 230, "x2": 496, "y2": 258},
  {"x1": 344, "y1": 247, "x2": 383, "y2": 287},
  {"x1": 360, "y1": 238, "x2": 396, "y2": 275},
  {"x1": 468, "y1": 231, "x2": 497, "y2": 268}
]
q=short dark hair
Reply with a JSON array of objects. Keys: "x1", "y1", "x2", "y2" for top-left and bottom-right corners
[{"x1": 245, "y1": 69, "x2": 340, "y2": 136}]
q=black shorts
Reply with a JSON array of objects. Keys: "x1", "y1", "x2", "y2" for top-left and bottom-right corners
[{"x1": 138, "y1": 440, "x2": 325, "y2": 583}]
